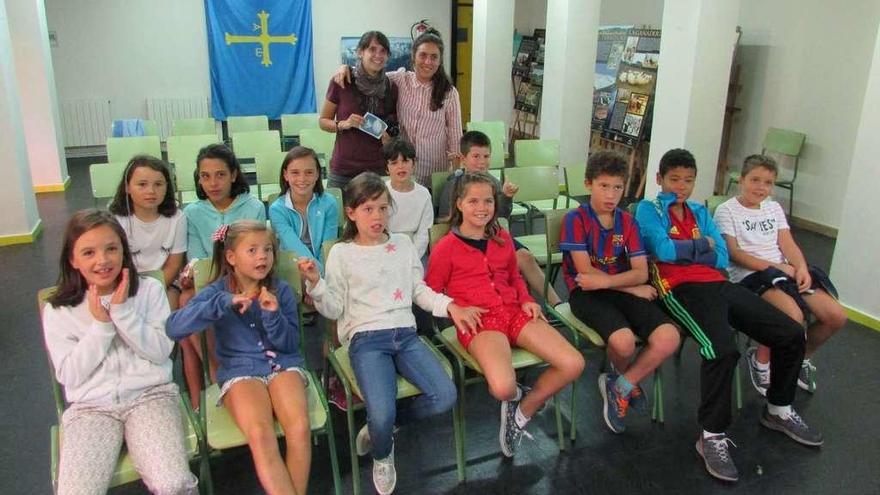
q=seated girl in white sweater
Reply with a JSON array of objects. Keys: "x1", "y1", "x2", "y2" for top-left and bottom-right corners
[
  {"x1": 42, "y1": 209, "x2": 197, "y2": 494},
  {"x1": 298, "y1": 172, "x2": 482, "y2": 495}
]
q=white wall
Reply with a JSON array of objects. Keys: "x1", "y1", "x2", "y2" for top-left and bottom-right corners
[
  {"x1": 829, "y1": 22, "x2": 880, "y2": 322},
  {"x1": 515, "y1": 0, "x2": 664, "y2": 34},
  {"x1": 45, "y1": 0, "x2": 450, "y2": 123},
  {"x1": 729, "y1": 0, "x2": 880, "y2": 228},
  {"x1": 311, "y1": 1, "x2": 451, "y2": 108},
  {"x1": 46, "y1": 0, "x2": 210, "y2": 120}
]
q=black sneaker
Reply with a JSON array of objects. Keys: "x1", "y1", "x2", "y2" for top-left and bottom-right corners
[
  {"x1": 499, "y1": 385, "x2": 533, "y2": 457},
  {"x1": 695, "y1": 433, "x2": 739, "y2": 482},
  {"x1": 760, "y1": 406, "x2": 823, "y2": 446}
]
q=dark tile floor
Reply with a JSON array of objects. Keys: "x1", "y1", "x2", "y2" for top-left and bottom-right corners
[{"x1": 2, "y1": 157, "x2": 879, "y2": 494}]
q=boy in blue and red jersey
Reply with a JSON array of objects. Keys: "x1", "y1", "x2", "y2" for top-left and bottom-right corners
[
  {"x1": 560, "y1": 151, "x2": 680, "y2": 434},
  {"x1": 636, "y1": 148, "x2": 822, "y2": 483}
]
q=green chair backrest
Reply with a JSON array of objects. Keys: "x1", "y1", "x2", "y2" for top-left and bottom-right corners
[
  {"x1": 232, "y1": 130, "x2": 281, "y2": 161},
  {"x1": 321, "y1": 238, "x2": 339, "y2": 267},
  {"x1": 274, "y1": 251, "x2": 304, "y2": 297},
  {"x1": 172, "y1": 118, "x2": 217, "y2": 137},
  {"x1": 503, "y1": 166, "x2": 560, "y2": 202},
  {"x1": 106, "y1": 135, "x2": 161, "y2": 164},
  {"x1": 428, "y1": 222, "x2": 451, "y2": 251},
  {"x1": 256, "y1": 151, "x2": 288, "y2": 188},
  {"x1": 89, "y1": 162, "x2": 127, "y2": 201},
  {"x1": 431, "y1": 171, "x2": 451, "y2": 209},
  {"x1": 564, "y1": 163, "x2": 590, "y2": 197},
  {"x1": 514, "y1": 139, "x2": 560, "y2": 168},
  {"x1": 325, "y1": 187, "x2": 345, "y2": 226},
  {"x1": 142, "y1": 120, "x2": 159, "y2": 136},
  {"x1": 543, "y1": 208, "x2": 576, "y2": 258},
  {"x1": 166, "y1": 134, "x2": 222, "y2": 194},
  {"x1": 227, "y1": 115, "x2": 268, "y2": 135},
  {"x1": 192, "y1": 258, "x2": 218, "y2": 293},
  {"x1": 299, "y1": 128, "x2": 336, "y2": 165},
  {"x1": 281, "y1": 113, "x2": 320, "y2": 138},
  {"x1": 705, "y1": 195, "x2": 730, "y2": 216},
  {"x1": 763, "y1": 128, "x2": 805, "y2": 157},
  {"x1": 466, "y1": 120, "x2": 507, "y2": 168}
]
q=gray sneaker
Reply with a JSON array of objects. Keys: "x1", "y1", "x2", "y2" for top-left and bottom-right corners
[
  {"x1": 372, "y1": 446, "x2": 397, "y2": 495},
  {"x1": 746, "y1": 347, "x2": 770, "y2": 397},
  {"x1": 499, "y1": 385, "x2": 533, "y2": 457},
  {"x1": 760, "y1": 406, "x2": 823, "y2": 446},
  {"x1": 356, "y1": 425, "x2": 371, "y2": 456},
  {"x1": 797, "y1": 359, "x2": 817, "y2": 393},
  {"x1": 695, "y1": 433, "x2": 739, "y2": 482}
]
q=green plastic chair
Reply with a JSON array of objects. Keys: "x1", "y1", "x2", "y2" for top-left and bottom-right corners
[
  {"x1": 705, "y1": 195, "x2": 730, "y2": 216},
  {"x1": 299, "y1": 129, "x2": 336, "y2": 168},
  {"x1": 503, "y1": 166, "x2": 567, "y2": 238},
  {"x1": 255, "y1": 151, "x2": 287, "y2": 202},
  {"x1": 430, "y1": 171, "x2": 451, "y2": 212},
  {"x1": 172, "y1": 118, "x2": 217, "y2": 137},
  {"x1": 281, "y1": 113, "x2": 320, "y2": 146},
  {"x1": 513, "y1": 139, "x2": 560, "y2": 168},
  {"x1": 39, "y1": 280, "x2": 211, "y2": 494},
  {"x1": 426, "y1": 223, "x2": 568, "y2": 480},
  {"x1": 540, "y1": 209, "x2": 667, "y2": 441},
  {"x1": 563, "y1": 163, "x2": 590, "y2": 207},
  {"x1": 726, "y1": 128, "x2": 805, "y2": 215},
  {"x1": 324, "y1": 187, "x2": 345, "y2": 232},
  {"x1": 226, "y1": 115, "x2": 268, "y2": 135},
  {"x1": 89, "y1": 162, "x2": 127, "y2": 207},
  {"x1": 191, "y1": 254, "x2": 342, "y2": 495},
  {"x1": 231, "y1": 130, "x2": 281, "y2": 174},
  {"x1": 167, "y1": 134, "x2": 222, "y2": 205},
  {"x1": 466, "y1": 121, "x2": 507, "y2": 168},
  {"x1": 106, "y1": 136, "x2": 161, "y2": 164}
]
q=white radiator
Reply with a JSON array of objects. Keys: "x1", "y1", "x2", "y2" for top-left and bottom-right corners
[
  {"x1": 60, "y1": 98, "x2": 112, "y2": 147},
  {"x1": 146, "y1": 97, "x2": 211, "y2": 139}
]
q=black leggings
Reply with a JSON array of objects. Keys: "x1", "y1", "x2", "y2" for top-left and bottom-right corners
[{"x1": 665, "y1": 281, "x2": 805, "y2": 432}]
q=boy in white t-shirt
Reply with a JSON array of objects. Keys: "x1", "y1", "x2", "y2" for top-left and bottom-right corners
[
  {"x1": 383, "y1": 138, "x2": 433, "y2": 259},
  {"x1": 714, "y1": 154, "x2": 846, "y2": 395}
]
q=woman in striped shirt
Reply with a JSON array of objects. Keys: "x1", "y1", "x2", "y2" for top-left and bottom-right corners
[{"x1": 337, "y1": 29, "x2": 463, "y2": 188}]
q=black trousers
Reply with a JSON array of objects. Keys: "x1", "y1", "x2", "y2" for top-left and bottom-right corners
[{"x1": 671, "y1": 281, "x2": 805, "y2": 432}]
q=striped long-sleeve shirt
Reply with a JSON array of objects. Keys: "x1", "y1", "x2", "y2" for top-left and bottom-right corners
[{"x1": 388, "y1": 69, "x2": 463, "y2": 187}]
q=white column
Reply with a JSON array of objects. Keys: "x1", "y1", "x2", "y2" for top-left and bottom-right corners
[
  {"x1": 0, "y1": 0, "x2": 41, "y2": 244},
  {"x1": 540, "y1": 0, "x2": 600, "y2": 167},
  {"x1": 7, "y1": 0, "x2": 68, "y2": 192},
  {"x1": 644, "y1": 0, "x2": 740, "y2": 201},
  {"x1": 471, "y1": 0, "x2": 514, "y2": 127},
  {"x1": 830, "y1": 21, "x2": 880, "y2": 324}
]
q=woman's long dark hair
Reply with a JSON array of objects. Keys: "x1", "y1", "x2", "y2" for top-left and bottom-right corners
[
  {"x1": 448, "y1": 171, "x2": 504, "y2": 245},
  {"x1": 340, "y1": 172, "x2": 393, "y2": 243},
  {"x1": 108, "y1": 155, "x2": 178, "y2": 217},
  {"x1": 49, "y1": 209, "x2": 139, "y2": 307},
  {"x1": 412, "y1": 29, "x2": 453, "y2": 112}
]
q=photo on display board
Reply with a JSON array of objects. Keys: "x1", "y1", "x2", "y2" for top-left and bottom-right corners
[
  {"x1": 622, "y1": 114, "x2": 643, "y2": 137},
  {"x1": 341, "y1": 36, "x2": 412, "y2": 71},
  {"x1": 627, "y1": 93, "x2": 649, "y2": 116}
]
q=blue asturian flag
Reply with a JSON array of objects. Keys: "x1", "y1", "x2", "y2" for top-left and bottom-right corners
[{"x1": 205, "y1": 0, "x2": 316, "y2": 119}]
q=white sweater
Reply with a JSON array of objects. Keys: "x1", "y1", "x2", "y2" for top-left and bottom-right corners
[
  {"x1": 42, "y1": 276, "x2": 174, "y2": 405},
  {"x1": 386, "y1": 180, "x2": 434, "y2": 258},
  {"x1": 306, "y1": 233, "x2": 451, "y2": 345}
]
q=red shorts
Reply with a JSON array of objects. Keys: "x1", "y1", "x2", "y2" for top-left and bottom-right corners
[{"x1": 456, "y1": 304, "x2": 532, "y2": 349}]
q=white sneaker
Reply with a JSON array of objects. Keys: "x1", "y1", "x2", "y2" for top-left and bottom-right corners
[
  {"x1": 372, "y1": 447, "x2": 397, "y2": 495},
  {"x1": 356, "y1": 424, "x2": 371, "y2": 456}
]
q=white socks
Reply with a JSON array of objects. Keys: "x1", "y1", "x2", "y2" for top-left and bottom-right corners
[
  {"x1": 703, "y1": 429, "x2": 723, "y2": 439},
  {"x1": 754, "y1": 359, "x2": 770, "y2": 371},
  {"x1": 515, "y1": 405, "x2": 530, "y2": 429},
  {"x1": 767, "y1": 403, "x2": 792, "y2": 419}
]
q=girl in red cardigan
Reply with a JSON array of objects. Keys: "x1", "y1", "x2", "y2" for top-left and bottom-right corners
[{"x1": 426, "y1": 171, "x2": 583, "y2": 457}]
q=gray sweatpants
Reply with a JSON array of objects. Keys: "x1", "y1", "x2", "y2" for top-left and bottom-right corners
[{"x1": 57, "y1": 382, "x2": 199, "y2": 495}]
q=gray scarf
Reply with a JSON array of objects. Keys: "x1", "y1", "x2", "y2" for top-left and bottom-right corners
[{"x1": 353, "y1": 61, "x2": 388, "y2": 115}]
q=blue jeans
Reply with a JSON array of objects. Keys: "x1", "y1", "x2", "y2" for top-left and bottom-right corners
[{"x1": 349, "y1": 327, "x2": 457, "y2": 459}]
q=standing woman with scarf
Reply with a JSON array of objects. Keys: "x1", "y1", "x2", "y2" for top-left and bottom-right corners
[
  {"x1": 320, "y1": 31, "x2": 399, "y2": 190},
  {"x1": 336, "y1": 29, "x2": 463, "y2": 188}
]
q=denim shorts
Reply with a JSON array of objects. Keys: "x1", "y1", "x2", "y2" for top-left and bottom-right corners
[{"x1": 217, "y1": 367, "x2": 309, "y2": 405}]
